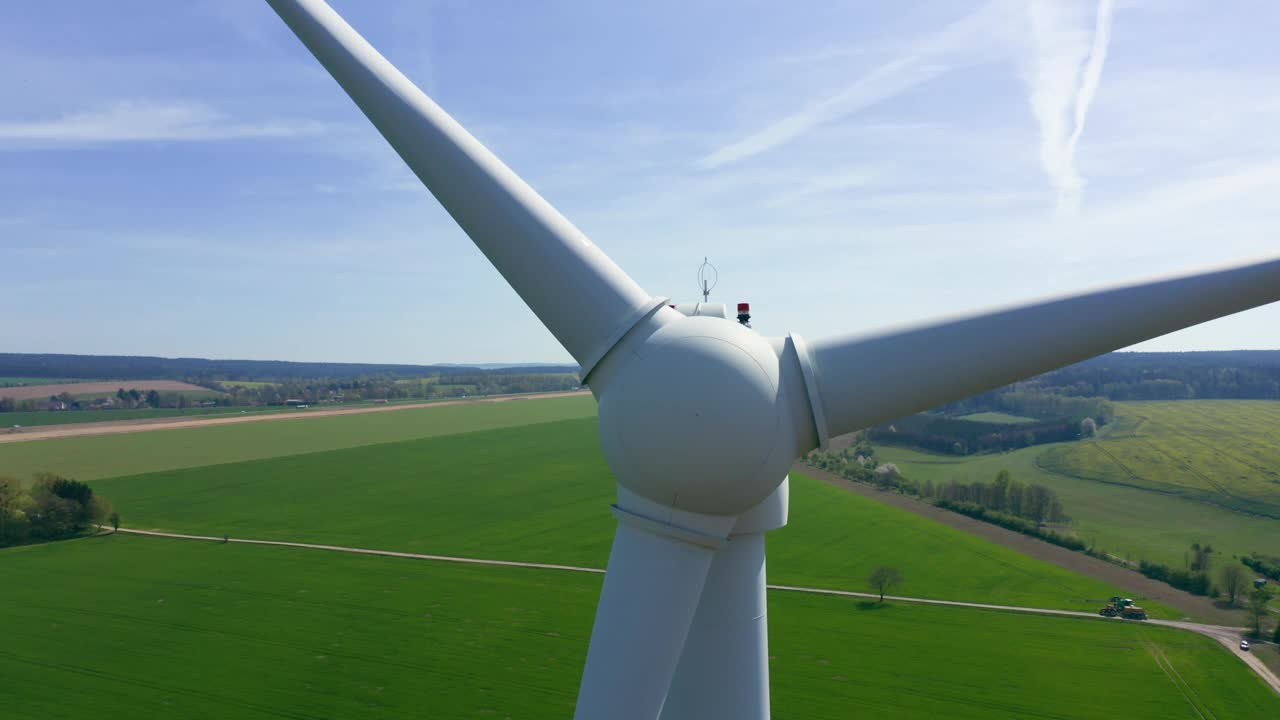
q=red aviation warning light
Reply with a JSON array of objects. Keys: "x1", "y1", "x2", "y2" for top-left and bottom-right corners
[{"x1": 737, "y1": 302, "x2": 751, "y2": 326}]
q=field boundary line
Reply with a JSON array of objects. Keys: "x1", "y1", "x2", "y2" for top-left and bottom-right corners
[
  {"x1": 102, "y1": 525, "x2": 1279, "y2": 695},
  {"x1": 108, "y1": 527, "x2": 607, "y2": 575},
  {"x1": 108, "y1": 527, "x2": 1100, "y2": 615}
]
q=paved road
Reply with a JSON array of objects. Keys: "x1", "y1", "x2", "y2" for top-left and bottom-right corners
[
  {"x1": 106, "y1": 526, "x2": 1280, "y2": 695},
  {"x1": 0, "y1": 390, "x2": 589, "y2": 444}
]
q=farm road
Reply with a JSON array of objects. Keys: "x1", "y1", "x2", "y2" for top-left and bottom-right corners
[
  {"x1": 105, "y1": 526, "x2": 1280, "y2": 695},
  {"x1": 0, "y1": 390, "x2": 589, "y2": 444}
]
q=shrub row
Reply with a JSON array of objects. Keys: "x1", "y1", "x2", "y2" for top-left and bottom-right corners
[
  {"x1": 1136, "y1": 561, "x2": 1212, "y2": 596},
  {"x1": 1242, "y1": 554, "x2": 1280, "y2": 582},
  {"x1": 932, "y1": 499, "x2": 1089, "y2": 553}
]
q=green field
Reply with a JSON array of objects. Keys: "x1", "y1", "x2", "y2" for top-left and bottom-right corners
[
  {"x1": 217, "y1": 380, "x2": 276, "y2": 388},
  {"x1": 957, "y1": 411, "x2": 1038, "y2": 424},
  {"x1": 4, "y1": 394, "x2": 1275, "y2": 717},
  {"x1": 3, "y1": 535, "x2": 1275, "y2": 719},
  {"x1": 873, "y1": 400, "x2": 1280, "y2": 568},
  {"x1": 0, "y1": 395, "x2": 598, "y2": 480},
  {"x1": 0, "y1": 395, "x2": 512, "y2": 428},
  {"x1": 1040, "y1": 401, "x2": 1280, "y2": 518},
  {"x1": 70, "y1": 388, "x2": 226, "y2": 402},
  {"x1": 3, "y1": 405, "x2": 281, "y2": 427},
  {"x1": 0, "y1": 377, "x2": 97, "y2": 387},
  {"x1": 83, "y1": 416, "x2": 1159, "y2": 615}
]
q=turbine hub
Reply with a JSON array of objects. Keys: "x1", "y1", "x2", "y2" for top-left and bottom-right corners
[{"x1": 597, "y1": 316, "x2": 790, "y2": 516}]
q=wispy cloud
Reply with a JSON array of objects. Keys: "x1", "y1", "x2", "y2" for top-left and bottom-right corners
[
  {"x1": 0, "y1": 101, "x2": 327, "y2": 146},
  {"x1": 1024, "y1": 0, "x2": 1116, "y2": 214},
  {"x1": 699, "y1": 1, "x2": 1017, "y2": 169}
]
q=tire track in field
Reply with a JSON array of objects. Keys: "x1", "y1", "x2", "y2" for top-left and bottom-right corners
[
  {"x1": 1050, "y1": 436, "x2": 1223, "y2": 502},
  {"x1": 1076, "y1": 410, "x2": 1279, "y2": 517},
  {"x1": 1143, "y1": 638, "x2": 1216, "y2": 720},
  {"x1": 1134, "y1": 428, "x2": 1230, "y2": 496},
  {"x1": 1133, "y1": 435, "x2": 1250, "y2": 512},
  {"x1": 1087, "y1": 440, "x2": 1146, "y2": 486},
  {"x1": 1150, "y1": 421, "x2": 1280, "y2": 512},
  {"x1": 1036, "y1": 440, "x2": 1278, "y2": 520}
]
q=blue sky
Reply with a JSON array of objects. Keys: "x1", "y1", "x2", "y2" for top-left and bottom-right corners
[{"x1": 4, "y1": 0, "x2": 1278, "y2": 364}]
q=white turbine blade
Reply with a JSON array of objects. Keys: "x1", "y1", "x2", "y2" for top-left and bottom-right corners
[
  {"x1": 807, "y1": 257, "x2": 1280, "y2": 440},
  {"x1": 574, "y1": 521, "x2": 720, "y2": 720},
  {"x1": 266, "y1": 0, "x2": 656, "y2": 371}
]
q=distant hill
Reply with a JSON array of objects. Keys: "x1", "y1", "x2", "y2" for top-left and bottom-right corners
[
  {"x1": 936, "y1": 350, "x2": 1280, "y2": 416},
  {"x1": 434, "y1": 363, "x2": 572, "y2": 370},
  {"x1": 0, "y1": 353, "x2": 579, "y2": 382},
  {"x1": 1020, "y1": 350, "x2": 1280, "y2": 400}
]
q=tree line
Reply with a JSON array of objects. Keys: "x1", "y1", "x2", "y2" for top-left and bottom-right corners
[
  {"x1": 936, "y1": 390, "x2": 1115, "y2": 425},
  {"x1": 929, "y1": 470, "x2": 1068, "y2": 524},
  {"x1": 0, "y1": 474, "x2": 113, "y2": 546},
  {"x1": 865, "y1": 411, "x2": 1101, "y2": 456},
  {"x1": 1242, "y1": 553, "x2": 1280, "y2": 584},
  {"x1": 0, "y1": 373, "x2": 582, "y2": 414},
  {"x1": 0, "y1": 353, "x2": 579, "y2": 383},
  {"x1": 945, "y1": 351, "x2": 1280, "y2": 405},
  {"x1": 204, "y1": 372, "x2": 580, "y2": 406},
  {"x1": 807, "y1": 446, "x2": 1086, "y2": 555},
  {"x1": 808, "y1": 445, "x2": 1070, "y2": 522}
]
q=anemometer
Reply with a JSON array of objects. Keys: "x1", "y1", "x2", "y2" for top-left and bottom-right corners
[{"x1": 668, "y1": 257, "x2": 751, "y2": 327}]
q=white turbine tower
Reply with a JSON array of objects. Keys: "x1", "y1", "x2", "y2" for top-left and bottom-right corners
[{"x1": 264, "y1": 1, "x2": 1280, "y2": 717}]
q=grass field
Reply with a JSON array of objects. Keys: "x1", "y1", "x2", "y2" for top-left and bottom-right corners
[
  {"x1": 1040, "y1": 401, "x2": 1280, "y2": 518},
  {"x1": 0, "y1": 395, "x2": 503, "y2": 428},
  {"x1": 1, "y1": 535, "x2": 1275, "y2": 719},
  {"x1": 3, "y1": 394, "x2": 1274, "y2": 717},
  {"x1": 873, "y1": 402, "x2": 1280, "y2": 567},
  {"x1": 0, "y1": 394, "x2": 598, "y2": 480},
  {"x1": 0, "y1": 376, "x2": 97, "y2": 386},
  {"x1": 74, "y1": 388, "x2": 224, "y2": 400},
  {"x1": 3, "y1": 405, "x2": 280, "y2": 427},
  {"x1": 88, "y1": 417, "x2": 1159, "y2": 614},
  {"x1": 957, "y1": 411, "x2": 1038, "y2": 424}
]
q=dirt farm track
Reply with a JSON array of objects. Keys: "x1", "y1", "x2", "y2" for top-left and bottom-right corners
[{"x1": 0, "y1": 380, "x2": 209, "y2": 401}]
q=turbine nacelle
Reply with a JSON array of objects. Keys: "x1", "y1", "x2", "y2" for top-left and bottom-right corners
[{"x1": 593, "y1": 311, "x2": 803, "y2": 516}]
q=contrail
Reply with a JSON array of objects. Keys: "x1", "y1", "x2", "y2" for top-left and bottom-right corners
[
  {"x1": 1028, "y1": 0, "x2": 1116, "y2": 214},
  {"x1": 1067, "y1": 0, "x2": 1115, "y2": 156},
  {"x1": 699, "y1": 1, "x2": 1014, "y2": 169},
  {"x1": 1060, "y1": 0, "x2": 1116, "y2": 212}
]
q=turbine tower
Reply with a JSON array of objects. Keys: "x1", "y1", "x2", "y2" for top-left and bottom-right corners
[{"x1": 264, "y1": 2, "x2": 1280, "y2": 717}]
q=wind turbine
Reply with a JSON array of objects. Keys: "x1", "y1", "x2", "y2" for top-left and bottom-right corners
[{"x1": 263, "y1": 1, "x2": 1280, "y2": 717}]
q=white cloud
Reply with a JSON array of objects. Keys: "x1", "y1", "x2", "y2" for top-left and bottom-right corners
[
  {"x1": 1024, "y1": 0, "x2": 1116, "y2": 214},
  {"x1": 0, "y1": 101, "x2": 327, "y2": 145}
]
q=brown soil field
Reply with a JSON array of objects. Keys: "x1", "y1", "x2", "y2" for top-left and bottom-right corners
[{"x1": 0, "y1": 380, "x2": 213, "y2": 401}]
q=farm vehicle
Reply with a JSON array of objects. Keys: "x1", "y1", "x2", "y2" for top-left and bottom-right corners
[{"x1": 1099, "y1": 596, "x2": 1148, "y2": 620}]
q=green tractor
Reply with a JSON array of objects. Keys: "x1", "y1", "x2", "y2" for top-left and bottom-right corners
[{"x1": 1099, "y1": 596, "x2": 1147, "y2": 620}]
